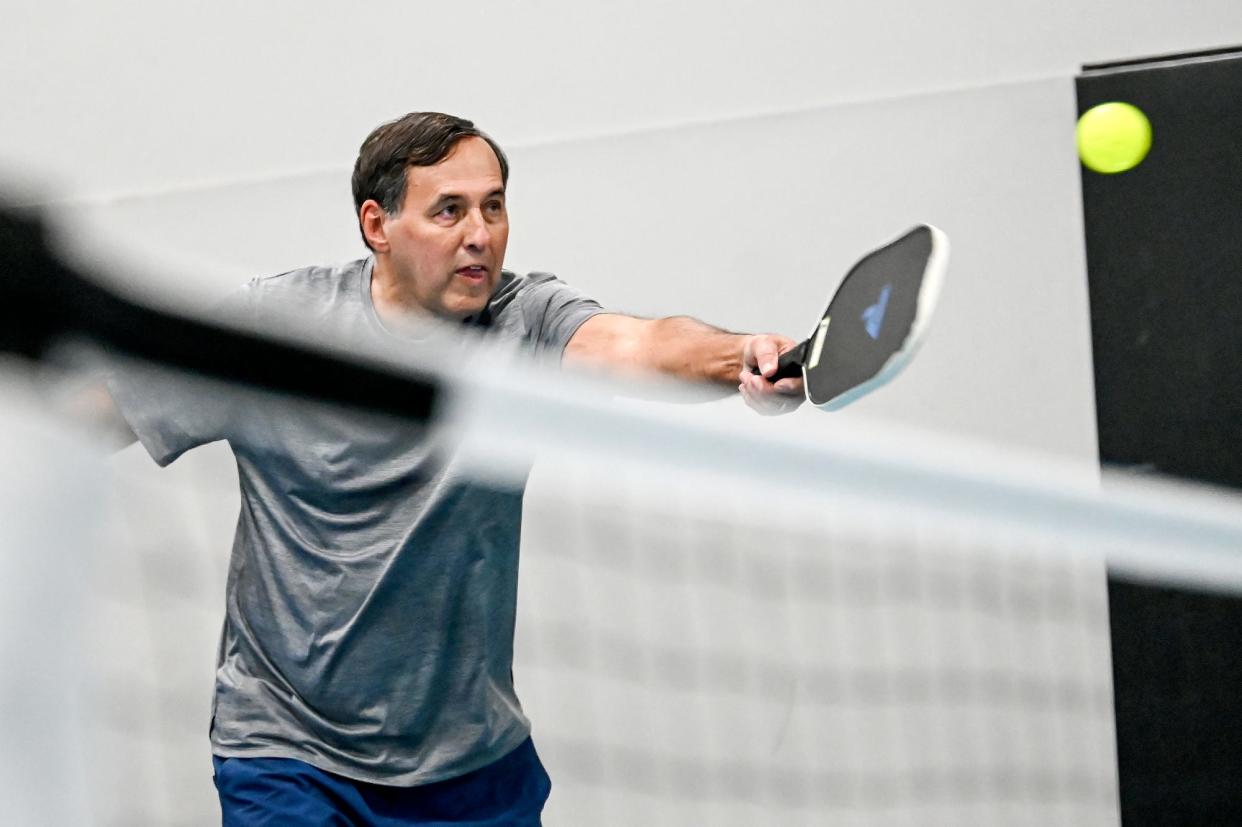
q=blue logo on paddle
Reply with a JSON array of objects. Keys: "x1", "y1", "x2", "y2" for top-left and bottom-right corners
[{"x1": 861, "y1": 285, "x2": 891, "y2": 340}]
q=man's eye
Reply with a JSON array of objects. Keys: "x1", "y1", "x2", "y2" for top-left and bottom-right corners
[
  {"x1": 486, "y1": 201, "x2": 505, "y2": 214},
  {"x1": 436, "y1": 204, "x2": 459, "y2": 219}
]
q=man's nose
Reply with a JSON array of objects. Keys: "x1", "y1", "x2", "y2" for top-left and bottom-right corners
[{"x1": 463, "y1": 209, "x2": 490, "y2": 250}]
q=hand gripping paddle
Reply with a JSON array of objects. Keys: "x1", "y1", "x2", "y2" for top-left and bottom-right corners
[{"x1": 765, "y1": 224, "x2": 949, "y2": 410}]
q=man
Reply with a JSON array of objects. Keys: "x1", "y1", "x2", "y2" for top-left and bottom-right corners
[{"x1": 107, "y1": 112, "x2": 803, "y2": 825}]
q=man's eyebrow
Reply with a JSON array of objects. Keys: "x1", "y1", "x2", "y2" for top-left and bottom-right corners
[{"x1": 428, "y1": 188, "x2": 506, "y2": 206}]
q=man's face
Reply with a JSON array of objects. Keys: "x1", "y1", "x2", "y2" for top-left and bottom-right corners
[{"x1": 377, "y1": 136, "x2": 509, "y2": 320}]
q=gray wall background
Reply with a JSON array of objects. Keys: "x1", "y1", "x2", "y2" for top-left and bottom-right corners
[{"x1": 3, "y1": 2, "x2": 1240, "y2": 823}]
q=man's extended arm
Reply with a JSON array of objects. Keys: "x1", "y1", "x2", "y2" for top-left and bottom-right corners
[{"x1": 563, "y1": 313, "x2": 804, "y2": 415}]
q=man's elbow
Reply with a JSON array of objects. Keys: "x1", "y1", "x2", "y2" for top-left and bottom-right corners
[{"x1": 564, "y1": 314, "x2": 651, "y2": 372}]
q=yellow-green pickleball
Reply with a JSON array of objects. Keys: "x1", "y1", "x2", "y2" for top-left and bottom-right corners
[{"x1": 1076, "y1": 102, "x2": 1153, "y2": 174}]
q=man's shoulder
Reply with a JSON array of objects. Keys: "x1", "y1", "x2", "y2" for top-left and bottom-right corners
[
  {"x1": 481, "y1": 270, "x2": 602, "y2": 352},
  {"x1": 247, "y1": 259, "x2": 368, "y2": 300},
  {"x1": 225, "y1": 258, "x2": 367, "y2": 322},
  {"x1": 487, "y1": 270, "x2": 564, "y2": 310}
]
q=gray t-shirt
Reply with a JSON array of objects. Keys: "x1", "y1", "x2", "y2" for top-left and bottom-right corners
[{"x1": 109, "y1": 257, "x2": 603, "y2": 785}]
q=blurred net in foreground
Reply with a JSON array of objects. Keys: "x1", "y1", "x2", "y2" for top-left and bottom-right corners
[
  {"x1": 7, "y1": 344, "x2": 1242, "y2": 825},
  {"x1": 518, "y1": 451, "x2": 1116, "y2": 827},
  {"x1": 497, "y1": 378, "x2": 1236, "y2": 827}
]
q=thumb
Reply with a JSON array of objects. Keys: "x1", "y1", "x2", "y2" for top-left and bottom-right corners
[{"x1": 750, "y1": 336, "x2": 781, "y2": 377}]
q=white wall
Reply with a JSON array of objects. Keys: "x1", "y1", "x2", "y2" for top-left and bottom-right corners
[
  {"x1": 3, "y1": 0, "x2": 1239, "y2": 201},
  {"x1": 52, "y1": 75, "x2": 1100, "y2": 456}
]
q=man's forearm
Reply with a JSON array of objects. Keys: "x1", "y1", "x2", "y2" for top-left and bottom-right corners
[
  {"x1": 564, "y1": 312, "x2": 803, "y2": 412},
  {"x1": 565, "y1": 313, "x2": 745, "y2": 386},
  {"x1": 640, "y1": 316, "x2": 748, "y2": 386}
]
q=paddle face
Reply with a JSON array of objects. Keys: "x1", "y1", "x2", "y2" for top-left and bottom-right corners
[{"x1": 775, "y1": 224, "x2": 948, "y2": 410}]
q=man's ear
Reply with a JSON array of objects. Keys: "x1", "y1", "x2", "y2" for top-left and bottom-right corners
[{"x1": 359, "y1": 200, "x2": 391, "y2": 253}]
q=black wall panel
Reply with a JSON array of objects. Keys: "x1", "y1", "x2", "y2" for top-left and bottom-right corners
[
  {"x1": 1077, "y1": 48, "x2": 1242, "y2": 826},
  {"x1": 1079, "y1": 50, "x2": 1242, "y2": 489}
]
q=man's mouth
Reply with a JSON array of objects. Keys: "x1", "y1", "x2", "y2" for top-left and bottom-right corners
[{"x1": 455, "y1": 265, "x2": 489, "y2": 282}]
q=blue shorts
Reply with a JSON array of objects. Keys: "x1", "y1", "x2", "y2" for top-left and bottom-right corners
[{"x1": 212, "y1": 738, "x2": 551, "y2": 826}]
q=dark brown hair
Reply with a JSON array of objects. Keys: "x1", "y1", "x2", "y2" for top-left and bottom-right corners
[{"x1": 351, "y1": 112, "x2": 510, "y2": 250}]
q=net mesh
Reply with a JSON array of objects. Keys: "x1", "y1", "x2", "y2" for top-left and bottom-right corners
[
  {"x1": 7, "y1": 353, "x2": 1241, "y2": 825},
  {"x1": 515, "y1": 451, "x2": 1117, "y2": 826}
]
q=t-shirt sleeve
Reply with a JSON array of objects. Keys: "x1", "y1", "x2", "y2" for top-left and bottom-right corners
[
  {"x1": 106, "y1": 279, "x2": 258, "y2": 466},
  {"x1": 515, "y1": 272, "x2": 605, "y2": 357}
]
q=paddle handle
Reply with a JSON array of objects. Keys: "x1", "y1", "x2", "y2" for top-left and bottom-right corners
[{"x1": 753, "y1": 341, "x2": 807, "y2": 382}]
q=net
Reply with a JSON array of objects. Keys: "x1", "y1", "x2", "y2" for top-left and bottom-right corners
[
  {"x1": 517, "y1": 456, "x2": 1116, "y2": 827},
  {"x1": 8, "y1": 346, "x2": 1242, "y2": 827}
]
